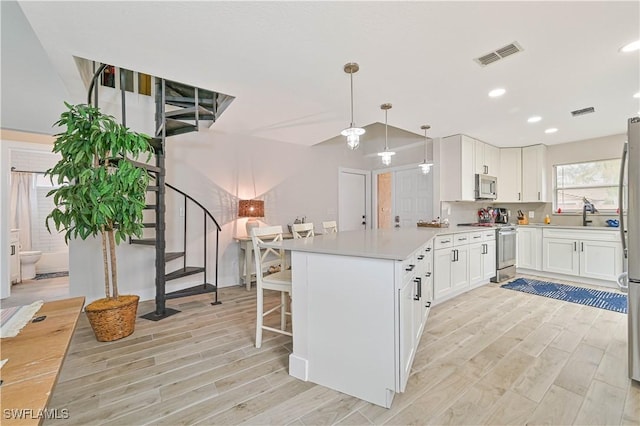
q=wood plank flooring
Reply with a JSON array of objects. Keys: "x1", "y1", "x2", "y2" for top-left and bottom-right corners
[{"x1": 3, "y1": 275, "x2": 638, "y2": 425}]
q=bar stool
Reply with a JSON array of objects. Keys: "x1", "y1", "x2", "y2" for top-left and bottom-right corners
[{"x1": 251, "y1": 225, "x2": 292, "y2": 348}]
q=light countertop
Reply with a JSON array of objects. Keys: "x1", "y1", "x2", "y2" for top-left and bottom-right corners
[{"x1": 262, "y1": 228, "x2": 445, "y2": 261}]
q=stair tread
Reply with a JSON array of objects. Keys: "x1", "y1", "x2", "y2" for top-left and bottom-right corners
[
  {"x1": 165, "y1": 80, "x2": 215, "y2": 100},
  {"x1": 165, "y1": 252, "x2": 185, "y2": 262},
  {"x1": 130, "y1": 238, "x2": 155, "y2": 246},
  {"x1": 165, "y1": 283, "x2": 217, "y2": 300},
  {"x1": 130, "y1": 160, "x2": 161, "y2": 173},
  {"x1": 166, "y1": 266, "x2": 205, "y2": 281},
  {"x1": 144, "y1": 204, "x2": 157, "y2": 209},
  {"x1": 142, "y1": 223, "x2": 156, "y2": 228},
  {"x1": 165, "y1": 105, "x2": 215, "y2": 120}
]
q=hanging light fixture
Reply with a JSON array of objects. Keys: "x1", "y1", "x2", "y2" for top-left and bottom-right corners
[
  {"x1": 341, "y1": 62, "x2": 365, "y2": 150},
  {"x1": 377, "y1": 103, "x2": 395, "y2": 166},
  {"x1": 418, "y1": 124, "x2": 434, "y2": 174}
]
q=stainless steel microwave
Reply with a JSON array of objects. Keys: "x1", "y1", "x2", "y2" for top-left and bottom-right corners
[{"x1": 475, "y1": 174, "x2": 497, "y2": 200}]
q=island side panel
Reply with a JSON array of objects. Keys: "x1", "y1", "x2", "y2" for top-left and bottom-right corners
[{"x1": 292, "y1": 251, "x2": 397, "y2": 408}]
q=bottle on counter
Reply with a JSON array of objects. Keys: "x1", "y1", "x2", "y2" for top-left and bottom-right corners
[{"x1": 544, "y1": 214, "x2": 551, "y2": 224}]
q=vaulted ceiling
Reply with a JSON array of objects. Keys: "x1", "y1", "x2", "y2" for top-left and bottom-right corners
[{"x1": 7, "y1": 1, "x2": 640, "y2": 147}]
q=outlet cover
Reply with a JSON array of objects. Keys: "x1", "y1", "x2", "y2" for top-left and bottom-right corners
[{"x1": 528, "y1": 211, "x2": 535, "y2": 218}]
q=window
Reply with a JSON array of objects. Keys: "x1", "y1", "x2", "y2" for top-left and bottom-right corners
[
  {"x1": 554, "y1": 159, "x2": 623, "y2": 212},
  {"x1": 138, "y1": 73, "x2": 152, "y2": 96}
]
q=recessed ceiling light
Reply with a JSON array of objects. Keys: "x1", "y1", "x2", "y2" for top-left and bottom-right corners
[
  {"x1": 545, "y1": 128, "x2": 558, "y2": 134},
  {"x1": 620, "y1": 40, "x2": 640, "y2": 53},
  {"x1": 527, "y1": 116, "x2": 542, "y2": 123},
  {"x1": 634, "y1": 92, "x2": 640, "y2": 98},
  {"x1": 488, "y1": 88, "x2": 506, "y2": 98}
]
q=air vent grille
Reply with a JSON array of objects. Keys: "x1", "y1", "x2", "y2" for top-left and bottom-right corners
[
  {"x1": 474, "y1": 42, "x2": 523, "y2": 66},
  {"x1": 571, "y1": 107, "x2": 595, "y2": 117}
]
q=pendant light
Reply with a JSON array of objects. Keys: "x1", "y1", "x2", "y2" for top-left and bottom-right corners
[
  {"x1": 341, "y1": 62, "x2": 365, "y2": 150},
  {"x1": 418, "y1": 124, "x2": 433, "y2": 174},
  {"x1": 377, "y1": 103, "x2": 395, "y2": 166}
]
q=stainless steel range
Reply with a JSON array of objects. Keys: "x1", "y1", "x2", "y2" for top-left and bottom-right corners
[{"x1": 491, "y1": 225, "x2": 517, "y2": 282}]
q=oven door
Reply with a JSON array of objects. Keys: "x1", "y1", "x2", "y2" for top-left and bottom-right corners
[{"x1": 497, "y1": 228, "x2": 517, "y2": 269}]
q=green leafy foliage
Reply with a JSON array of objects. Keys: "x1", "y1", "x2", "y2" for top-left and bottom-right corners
[{"x1": 45, "y1": 102, "x2": 153, "y2": 298}]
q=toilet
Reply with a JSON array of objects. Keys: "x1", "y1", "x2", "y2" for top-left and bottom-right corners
[{"x1": 20, "y1": 251, "x2": 42, "y2": 280}]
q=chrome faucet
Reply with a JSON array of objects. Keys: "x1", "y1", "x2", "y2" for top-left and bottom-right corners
[{"x1": 583, "y1": 197, "x2": 598, "y2": 226}]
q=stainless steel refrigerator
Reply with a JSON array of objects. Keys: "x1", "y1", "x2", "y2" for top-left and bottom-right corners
[{"x1": 619, "y1": 116, "x2": 640, "y2": 382}]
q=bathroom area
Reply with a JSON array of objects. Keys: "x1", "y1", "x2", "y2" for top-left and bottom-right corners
[{"x1": 8, "y1": 148, "x2": 68, "y2": 286}]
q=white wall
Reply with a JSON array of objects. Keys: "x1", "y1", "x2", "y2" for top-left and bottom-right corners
[{"x1": 68, "y1": 127, "x2": 371, "y2": 303}]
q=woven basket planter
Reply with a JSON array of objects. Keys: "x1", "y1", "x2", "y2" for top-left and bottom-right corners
[{"x1": 85, "y1": 295, "x2": 139, "y2": 342}]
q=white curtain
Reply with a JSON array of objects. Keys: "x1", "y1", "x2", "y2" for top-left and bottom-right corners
[{"x1": 9, "y1": 172, "x2": 33, "y2": 252}]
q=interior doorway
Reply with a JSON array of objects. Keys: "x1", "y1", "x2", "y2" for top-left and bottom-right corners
[
  {"x1": 338, "y1": 168, "x2": 371, "y2": 231},
  {"x1": 374, "y1": 165, "x2": 434, "y2": 229}
]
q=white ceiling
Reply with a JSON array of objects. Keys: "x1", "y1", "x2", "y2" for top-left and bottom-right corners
[{"x1": 15, "y1": 1, "x2": 640, "y2": 147}]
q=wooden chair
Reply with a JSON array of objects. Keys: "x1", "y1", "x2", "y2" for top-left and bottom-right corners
[
  {"x1": 292, "y1": 222, "x2": 315, "y2": 239},
  {"x1": 251, "y1": 225, "x2": 292, "y2": 348},
  {"x1": 322, "y1": 220, "x2": 338, "y2": 233}
]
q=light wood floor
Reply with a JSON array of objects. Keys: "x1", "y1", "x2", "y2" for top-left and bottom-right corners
[{"x1": 6, "y1": 276, "x2": 639, "y2": 425}]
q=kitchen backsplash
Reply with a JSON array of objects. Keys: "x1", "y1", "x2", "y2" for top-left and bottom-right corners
[{"x1": 441, "y1": 201, "x2": 624, "y2": 227}]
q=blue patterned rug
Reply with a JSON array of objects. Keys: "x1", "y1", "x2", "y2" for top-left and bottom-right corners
[{"x1": 501, "y1": 278, "x2": 627, "y2": 314}]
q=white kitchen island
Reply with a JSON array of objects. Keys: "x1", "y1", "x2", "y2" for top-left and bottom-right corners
[{"x1": 262, "y1": 228, "x2": 442, "y2": 408}]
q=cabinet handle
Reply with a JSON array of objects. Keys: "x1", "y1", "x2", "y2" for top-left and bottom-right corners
[
  {"x1": 518, "y1": 192, "x2": 521, "y2": 201},
  {"x1": 417, "y1": 255, "x2": 425, "y2": 260},
  {"x1": 414, "y1": 277, "x2": 422, "y2": 301},
  {"x1": 405, "y1": 264, "x2": 415, "y2": 272},
  {"x1": 425, "y1": 272, "x2": 432, "y2": 277},
  {"x1": 574, "y1": 241, "x2": 577, "y2": 251},
  {"x1": 581, "y1": 242, "x2": 584, "y2": 252},
  {"x1": 538, "y1": 191, "x2": 541, "y2": 201},
  {"x1": 473, "y1": 235, "x2": 482, "y2": 239},
  {"x1": 425, "y1": 301, "x2": 431, "y2": 308},
  {"x1": 441, "y1": 239, "x2": 451, "y2": 244},
  {"x1": 458, "y1": 237, "x2": 467, "y2": 241},
  {"x1": 10, "y1": 245, "x2": 15, "y2": 256},
  {"x1": 425, "y1": 247, "x2": 432, "y2": 252}
]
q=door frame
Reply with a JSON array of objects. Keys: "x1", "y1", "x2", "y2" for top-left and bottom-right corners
[
  {"x1": 372, "y1": 164, "x2": 435, "y2": 229},
  {"x1": 338, "y1": 167, "x2": 371, "y2": 230}
]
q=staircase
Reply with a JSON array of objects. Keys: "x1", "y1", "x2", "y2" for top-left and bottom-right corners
[{"x1": 88, "y1": 64, "x2": 231, "y2": 320}]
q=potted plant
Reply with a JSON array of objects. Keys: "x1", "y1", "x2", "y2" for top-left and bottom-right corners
[{"x1": 46, "y1": 102, "x2": 152, "y2": 342}]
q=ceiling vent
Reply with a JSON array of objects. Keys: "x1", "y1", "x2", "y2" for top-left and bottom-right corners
[
  {"x1": 474, "y1": 42, "x2": 523, "y2": 66},
  {"x1": 571, "y1": 107, "x2": 595, "y2": 117}
]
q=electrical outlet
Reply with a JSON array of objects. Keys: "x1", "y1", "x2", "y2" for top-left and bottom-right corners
[
  {"x1": 447, "y1": 206, "x2": 451, "y2": 215},
  {"x1": 528, "y1": 211, "x2": 535, "y2": 219},
  {"x1": 179, "y1": 207, "x2": 185, "y2": 217}
]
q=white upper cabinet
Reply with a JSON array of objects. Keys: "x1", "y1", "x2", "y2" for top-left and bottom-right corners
[
  {"x1": 440, "y1": 134, "x2": 475, "y2": 201},
  {"x1": 441, "y1": 135, "x2": 499, "y2": 202},
  {"x1": 498, "y1": 148, "x2": 523, "y2": 202},
  {"x1": 497, "y1": 144, "x2": 547, "y2": 203},
  {"x1": 475, "y1": 140, "x2": 500, "y2": 177},
  {"x1": 522, "y1": 144, "x2": 548, "y2": 202}
]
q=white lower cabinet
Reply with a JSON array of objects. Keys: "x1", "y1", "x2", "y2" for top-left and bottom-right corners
[
  {"x1": 469, "y1": 230, "x2": 496, "y2": 286},
  {"x1": 517, "y1": 227, "x2": 542, "y2": 270},
  {"x1": 542, "y1": 228, "x2": 622, "y2": 282},
  {"x1": 434, "y1": 231, "x2": 495, "y2": 303},
  {"x1": 398, "y1": 240, "x2": 433, "y2": 392}
]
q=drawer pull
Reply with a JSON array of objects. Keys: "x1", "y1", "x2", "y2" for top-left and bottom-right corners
[
  {"x1": 440, "y1": 239, "x2": 451, "y2": 244},
  {"x1": 413, "y1": 277, "x2": 422, "y2": 300},
  {"x1": 473, "y1": 235, "x2": 482, "y2": 239},
  {"x1": 417, "y1": 255, "x2": 425, "y2": 260},
  {"x1": 405, "y1": 264, "x2": 415, "y2": 272},
  {"x1": 425, "y1": 301, "x2": 431, "y2": 308},
  {"x1": 425, "y1": 272, "x2": 432, "y2": 277},
  {"x1": 425, "y1": 247, "x2": 432, "y2": 252}
]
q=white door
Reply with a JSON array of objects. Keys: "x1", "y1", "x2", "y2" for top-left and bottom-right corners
[
  {"x1": 393, "y1": 168, "x2": 433, "y2": 228},
  {"x1": 339, "y1": 169, "x2": 367, "y2": 231}
]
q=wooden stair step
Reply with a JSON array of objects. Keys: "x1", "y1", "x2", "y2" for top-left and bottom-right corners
[{"x1": 130, "y1": 160, "x2": 161, "y2": 173}]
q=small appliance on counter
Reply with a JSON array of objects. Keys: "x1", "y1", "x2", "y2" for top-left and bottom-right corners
[{"x1": 495, "y1": 208, "x2": 509, "y2": 224}]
